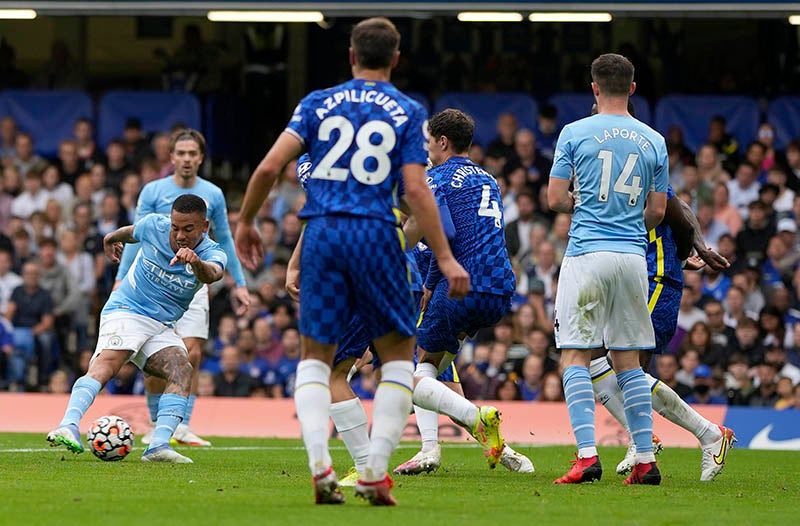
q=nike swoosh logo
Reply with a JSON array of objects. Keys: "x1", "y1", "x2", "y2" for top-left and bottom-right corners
[
  {"x1": 713, "y1": 433, "x2": 730, "y2": 464},
  {"x1": 749, "y1": 424, "x2": 800, "y2": 450}
]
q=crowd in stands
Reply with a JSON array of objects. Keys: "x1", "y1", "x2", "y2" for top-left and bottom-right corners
[{"x1": 0, "y1": 100, "x2": 799, "y2": 412}]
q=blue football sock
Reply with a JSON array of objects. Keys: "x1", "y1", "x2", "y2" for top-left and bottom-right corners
[
  {"x1": 183, "y1": 394, "x2": 196, "y2": 426},
  {"x1": 563, "y1": 365, "x2": 596, "y2": 456},
  {"x1": 146, "y1": 392, "x2": 161, "y2": 423},
  {"x1": 617, "y1": 368, "x2": 654, "y2": 455},
  {"x1": 149, "y1": 393, "x2": 188, "y2": 449},
  {"x1": 60, "y1": 376, "x2": 102, "y2": 427}
]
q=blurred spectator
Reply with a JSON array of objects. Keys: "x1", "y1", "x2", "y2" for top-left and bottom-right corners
[
  {"x1": 55, "y1": 139, "x2": 85, "y2": 187},
  {"x1": 736, "y1": 201, "x2": 775, "y2": 266},
  {"x1": 105, "y1": 140, "x2": 129, "y2": 189},
  {"x1": 549, "y1": 213, "x2": 571, "y2": 264},
  {"x1": 460, "y1": 343, "x2": 490, "y2": 400},
  {"x1": 744, "y1": 141, "x2": 768, "y2": 182},
  {"x1": 485, "y1": 113, "x2": 518, "y2": 174},
  {"x1": 495, "y1": 377, "x2": 522, "y2": 401},
  {"x1": 468, "y1": 144, "x2": 485, "y2": 166},
  {"x1": 95, "y1": 193, "x2": 129, "y2": 237},
  {"x1": 696, "y1": 144, "x2": 730, "y2": 187},
  {"x1": 727, "y1": 162, "x2": 760, "y2": 221},
  {"x1": 538, "y1": 371, "x2": 564, "y2": 402},
  {"x1": 503, "y1": 129, "x2": 551, "y2": 198},
  {"x1": 763, "y1": 344, "x2": 800, "y2": 385},
  {"x1": 655, "y1": 353, "x2": 692, "y2": 398},
  {"x1": 351, "y1": 367, "x2": 377, "y2": 400},
  {"x1": 42, "y1": 165, "x2": 75, "y2": 205},
  {"x1": 712, "y1": 184, "x2": 743, "y2": 237},
  {"x1": 749, "y1": 362, "x2": 779, "y2": 407},
  {"x1": 11, "y1": 229, "x2": 33, "y2": 274},
  {"x1": 105, "y1": 363, "x2": 143, "y2": 395},
  {"x1": 724, "y1": 353, "x2": 755, "y2": 405},
  {"x1": 119, "y1": 172, "x2": 141, "y2": 224},
  {"x1": 197, "y1": 370, "x2": 215, "y2": 397},
  {"x1": 707, "y1": 115, "x2": 740, "y2": 173},
  {"x1": 680, "y1": 164, "x2": 712, "y2": 208},
  {"x1": 768, "y1": 167, "x2": 795, "y2": 214},
  {"x1": 677, "y1": 281, "x2": 707, "y2": 334},
  {"x1": 519, "y1": 241, "x2": 558, "y2": 303},
  {"x1": 734, "y1": 317, "x2": 762, "y2": 363},
  {"x1": 785, "y1": 141, "x2": 800, "y2": 191},
  {"x1": 703, "y1": 266, "x2": 732, "y2": 303},
  {"x1": 12, "y1": 133, "x2": 45, "y2": 177},
  {"x1": 0, "y1": 249, "x2": 21, "y2": 314},
  {"x1": 11, "y1": 169, "x2": 48, "y2": 219},
  {"x1": 277, "y1": 212, "x2": 302, "y2": 252},
  {"x1": 684, "y1": 365, "x2": 727, "y2": 404},
  {"x1": 121, "y1": 118, "x2": 151, "y2": 171},
  {"x1": 704, "y1": 299, "x2": 737, "y2": 349},
  {"x1": 214, "y1": 345, "x2": 256, "y2": 397},
  {"x1": 732, "y1": 271, "x2": 766, "y2": 318},
  {"x1": 6, "y1": 261, "x2": 55, "y2": 389},
  {"x1": 73, "y1": 118, "x2": 103, "y2": 169},
  {"x1": 774, "y1": 376, "x2": 795, "y2": 410},
  {"x1": 0, "y1": 116, "x2": 17, "y2": 162},
  {"x1": 46, "y1": 368, "x2": 71, "y2": 394},
  {"x1": 517, "y1": 354, "x2": 544, "y2": 401},
  {"x1": 697, "y1": 200, "x2": 728, "y2": 249},
  {"x1": 534, "y1": 103, "x2": 559, "y2": 161},
  {"x1": 267, "y1": 327, "x2": 300, "y2": 398},
  {"x1": 37, "y1": 237, "x2": 81, "y2": 357},
  {"x1": 676, "y1": 348, "x2": 701, "y2": 390},
  {"x1": 36, "y1": 40, "x2": 84, "y2": 89},
  {"x1": 505, "y1": 190, "x2": 541, "y2": 260},
  {"x1": 756, "y1": 123, "x2": 780, "y2": 172},
  {"x1": 150, "y1": 132, "x2": 173, "y2": 178},
  {"x1": 58, "y1": 228, "x2": 94, "y2": 350}
]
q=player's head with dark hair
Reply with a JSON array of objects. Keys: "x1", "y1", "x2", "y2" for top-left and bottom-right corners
[
  {"x1": 428, "y1": 109, "x2": 475, "y2": 162},
  {"x1": 590, "y1": 53, "x2": 635, "y2": 97},
  {"x1": 350, "y1": 17, "x2": 400, "y2": 70},
  {"x1": 169, "y1": 128, "x2": 206, "y2": 155},
  {"x1": 170, "y1": 194, "x2": 209, "y2": 250}
]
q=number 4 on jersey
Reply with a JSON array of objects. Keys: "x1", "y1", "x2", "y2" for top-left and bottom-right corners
[
  {"x1": 597, "y1": 150, "x2": 643, "y2": 206},
  {"x1": 478, "y1": 184, "x2": 502, "y2": 228}
]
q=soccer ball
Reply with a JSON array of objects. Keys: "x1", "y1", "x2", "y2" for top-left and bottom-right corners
[{"x1": 87, "y1": 415, "x2": 134, "y2": 461}]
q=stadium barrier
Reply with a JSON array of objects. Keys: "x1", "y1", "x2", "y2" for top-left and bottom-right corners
[{"x1": 2, "y1": 393, "x2": 797, "y2": 450}]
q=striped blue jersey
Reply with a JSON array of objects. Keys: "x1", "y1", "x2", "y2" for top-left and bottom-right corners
[
  {"x1": 646, "y1": 186, "x2": 683, "y2": 290},
  {"x1": 103, "y1": 214, "x2": 227, "y2": 325},
  {"x1": 425, "y1": 156, "x2": 515, "y2": 296},
  {"x1": 115, "y1": 176, "x2": 245, "y2": 287},
  {"x1": 551, "y1": 114, "x2": 669, "y2": 257},
  {"x1": 286, "y1": 78, "x2": 428, "y2": 225}
]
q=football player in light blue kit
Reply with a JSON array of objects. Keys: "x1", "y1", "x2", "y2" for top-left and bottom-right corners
[
  {"x1": 47, "y1": 194, "x2": 227, "y2": 463},
  {"x1": 548, "y1": 53, "x2": 668, "y2": 485},
  {"x1": 115, "y1": 129, "x2": 250, "y2": 448},
  {"x1": 235, "y1": 18, "x2": 469, "y2": 505}
]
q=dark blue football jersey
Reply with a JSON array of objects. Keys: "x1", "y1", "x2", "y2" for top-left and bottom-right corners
[
  {"x1": 425, "y1": 156, "x2": 516, "y2": 296},
  {"x1": 646, "y1": 185, "x2": 683, "y2": 291},
  {"x1": 286, "y1": 78, "x2": 428, "y2": 225}
]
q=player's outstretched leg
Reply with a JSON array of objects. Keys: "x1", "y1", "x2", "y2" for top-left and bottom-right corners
[
  {"x1": 413, "y1": 363, "x2": 504, "y2": 468},
  {"x1": 46, "y1": 376, "x2": 101, "y2": 454},
  {"x1": 555, "y1": 365, "x2": 602, "y2": 484}
]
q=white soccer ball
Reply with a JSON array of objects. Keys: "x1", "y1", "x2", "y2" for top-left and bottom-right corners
[{"x1": 86, "y1": 415, "x2": 134, "y2": 461}]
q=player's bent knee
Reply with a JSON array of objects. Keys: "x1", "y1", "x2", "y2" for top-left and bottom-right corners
[{"x1": 414, "y1": 361, "x2": 438, "y2": 379}]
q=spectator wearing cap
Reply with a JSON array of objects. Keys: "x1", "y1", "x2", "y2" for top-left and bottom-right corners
[
  {"x1": 727, "y1": 162, "x2": 760, "y2": 220},
  {"x1": 736, "y1": 200, "x2": 775, "y2": 267},
  {"x1": 122, "y1": 117, "x2": 151, "y2": 171},
  {"x1": 787, "y1": 323, "x2": 800, "y2": 368},
  {"x1": 684, "y1": 365, "x2": 727, "y2": 405}
]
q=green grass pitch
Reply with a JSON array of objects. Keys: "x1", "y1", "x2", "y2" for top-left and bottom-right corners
[{"x1": 2, "y1": 434, "x2": 798, "y2": 526}]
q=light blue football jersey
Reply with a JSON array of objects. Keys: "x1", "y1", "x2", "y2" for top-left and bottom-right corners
[
  {"x1": 103, "y1": 214, "x2": 227, "y2": 325},
  {"x1": 115, "y1": 176, "x2": 245, "y2": 287},
  {"x1": 550, "y1": 114, "x2": 668, "y2": 257}
]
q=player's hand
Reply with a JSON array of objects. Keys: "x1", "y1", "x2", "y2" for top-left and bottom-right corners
[
  {"x1": 439, "y1": 257, "x2": 470, "y2": 299},
  {"x1": 235, "y1": 223, "x2": 263, "y2": 271},
  {"x1": 103, "y1": 237, "x2": 123, "y2": 263},
  {"x1": 170, "y1": 247, "x2": 199, "y2": 266},
  {"x1": 696, "y1": 246, "x2": 730, "y2": 272},
  {"x1": 231, "y1": 285, "x2": 251, "y2": 316},
  {"x1": 286, "y1": 267, "x2": 300, "y2": 302},
  {"x1": 353, "y1": 349, "x2": 373, "y2": 371},
  {"x1": 420, "y1": 286, "x2": 433, "y2": 313},
  {"x1": 684, "y1": 255, "x2": 706, "y2": 271}
]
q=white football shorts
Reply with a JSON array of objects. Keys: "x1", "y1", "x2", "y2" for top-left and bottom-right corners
[
  {"x1": 93, "y1": 311, "x2": 187, "y2": 370},
  {"x1": 174, "y1": 284, "x2": 210, "y2": 340},
  {"x1": 553, "y1": 251, "x2": 655, "y2": 351}
]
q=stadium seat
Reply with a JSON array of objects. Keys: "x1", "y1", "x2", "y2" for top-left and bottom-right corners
[
  {"x1": 434, "y1": 92, "x2": 538, "y2": 148},
  {"x1": 654, "y1": 95, "x2": 759, "y2": 151},
  {"x1": 547, "y1": 93, "x2": 652, "y2": 127},
  {"x1": 0, "y1": 90, "x2": 93, "y2": 158},
  {"x1": 766, "y1": 96, "x2": 800, "y2": 150},
  {"x1": 98, "y1": 91, "x2": 201, "y2": 148}
]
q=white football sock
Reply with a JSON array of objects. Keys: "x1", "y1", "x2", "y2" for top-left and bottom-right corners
[
  {"x1": 364, "y1": 360, "x2": 414, "y2": 482},
  {"x1": 294, "y1": 359, "x2": 332, "y2": 476},
  {"x1": 330, "y1": 397, "x2": 370, "y2": 472},
  {"x1": 589, "y1": 357, "x2": 629, "y2": 432},
  {"x1": 648, "y1": 374, "x2": 721, "y2": 446},
  {"x1": 413, "y1": 362, "x2": 477, "y2": 429},
  {"x1": 414, "y1": 405, "x2": 440, "y2": 452}
]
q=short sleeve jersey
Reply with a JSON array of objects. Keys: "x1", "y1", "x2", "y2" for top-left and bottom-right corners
[
  {"x1": 286, "y1": 78, "x2": 428, "y2": 225},
  {"x1": 550, "y1": 114, "x2": 669, "y2": 257},
  {"x1": 426, "y1": 157, "x2": 516, "y2": 296},
  {"x1": 103, "y1": 214, "x2": 227, "y2": 325}
]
